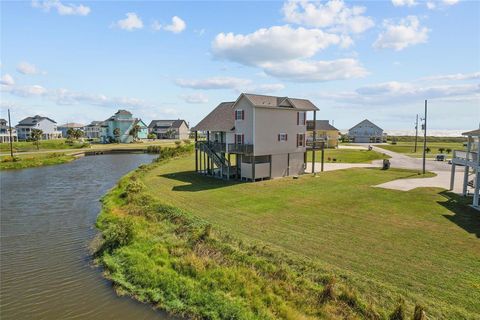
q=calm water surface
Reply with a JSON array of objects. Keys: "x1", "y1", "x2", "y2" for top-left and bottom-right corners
[{"x1": 0, "y1": 154, "x2": 171, "y2": 320}]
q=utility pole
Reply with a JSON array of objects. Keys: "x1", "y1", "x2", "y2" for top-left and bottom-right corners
[
  {"x1": 414, "y1": 114, "x2": 419, "y2": 153},
  {"x1": 8, "y1": 109, "x2": 14, "y2": 159},
  {"x1": 422, "y1": 100, "x2": 427, "y2": 174}
]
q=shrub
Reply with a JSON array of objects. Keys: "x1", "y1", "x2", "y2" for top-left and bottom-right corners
[
  {"x1": 174, "y1": 140, "x2": 182, "y2": 147},
  {"x1": 146, "y1": 145, "x2": 161, "y2": 154},
  {"x1": 319, "y1": 276, "x2": 336, "y2": 304},
  {"x1": 389, "y1": 299, "x2": 406, "y2": 320},
  {"x1": 445, "y1": 148, "x2": 452, "y2": 154},
  {"x1": 183, "y1": 139, "x2": 191, "y2": 145},
  {"x1": 412, "y1": 304, "x2": 426, "y2": 320},
  {"x1": 147, "y1": 133, "x2": 156, "y2": 139},
  {"x1": 102, "y1": 218, "x2": 134, "y2": 251},
  {"x1": 438, "y1": 147, "x2": 445, "y2": 154}
]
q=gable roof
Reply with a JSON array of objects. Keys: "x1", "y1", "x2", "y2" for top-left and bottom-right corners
[
  {"x1": 115, "y1": 109, "x2": 132, "y2": 116},
  {"x1": 349, "y1": 119, "x2": 383, "y2": 132},
  {"x1": 85, "y1": 121, "x2": 104, "y2": 127},
  {"x1": 58, "y1": 122, "x2": 85, "y2": 128},
  {"x1": 306, "y1": 120, "x2": 339, "y2": 131},
  {"x1": 462, "y1": 129, "x2": 480, "y2": 136},
  {"x1": 191, "y1": 102, "x2": 235, "y2": 132},
  {"x1": 17, "y1": 115, "x2": 56, "y2": 126},
  {"x1": 242, "y1": 93, "x2": 319, "y2": 111},
  {"x1": 148, "y1": 119, "x2": 188, "y2": 129}
]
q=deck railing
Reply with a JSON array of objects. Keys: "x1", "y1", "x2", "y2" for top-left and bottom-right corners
[
  {"x1": 453, "y1": 150, "x2": 478, "y2": 162},
  {"x1": 227, "y1": 143, "x2": 254, "y2": 155}
]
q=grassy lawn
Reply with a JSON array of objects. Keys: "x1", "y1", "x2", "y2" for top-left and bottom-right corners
[
  {"x1": 127, "y1": 154, "x2": 479, "y2": 319},
  {"x1": 0, "y1": 139, "x2": 89, "y2": 153},
  {"x1": 307, "y1": 148, "x2": 390, "y2": 163},
  {"x1": 0, "y1": 152, "x2": 75, "y2": 170},
  {"x1": 376, "y1": 142, "x2": 465, "y2": 158}
]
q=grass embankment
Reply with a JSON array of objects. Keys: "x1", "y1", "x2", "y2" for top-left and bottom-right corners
[
  {"x1": 377, "y1": 142, "x2": 465, "y2": 158},
  {"x1": 0, "y1": 153, "x2": 75, "y2": 170},
  {"x1": 0, "y1": 139, "x2": 89, "y2": 153},
  {"x1": 96, "y1": 151, "x2": 479, "y2": 319},
  {"x1": 308, "y1": 149, "x2": 389, "y2": 163}
]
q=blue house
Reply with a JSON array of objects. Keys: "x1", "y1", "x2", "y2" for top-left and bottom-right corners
[{"x1": 100, "y1": 109, "x2": 148, "y2": 143}]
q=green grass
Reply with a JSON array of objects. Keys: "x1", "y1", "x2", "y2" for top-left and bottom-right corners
[
  {"x1": 96, "y1": 152, "x2": 480, "y2": 319},
  {"x1": 0, "y1": 139, "x2": 89, "y2": 153},
  {"x1": 0, "y1": 152, "x2": 75, "y2": 170},
  {"x1": 307, "y1": 149, "x2": 390, "y2": 163},
  {"x1": 376, "y1": 142, "x2": 465, "y2": 158}
]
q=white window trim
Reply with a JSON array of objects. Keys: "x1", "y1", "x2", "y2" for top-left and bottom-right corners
[{"x1": 279, "y1": 133, "x2": 288, "y2": 142}]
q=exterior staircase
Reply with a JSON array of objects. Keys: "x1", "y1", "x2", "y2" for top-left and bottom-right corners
[{"x1": 197, "y1": 141, "x2": 232, "y2": 178}]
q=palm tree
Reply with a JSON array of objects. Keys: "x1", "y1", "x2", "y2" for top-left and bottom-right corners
[
  {"x1": 445, "y1": 148, "x2": 452, "y2": 154},
  {"x1": 425, "y1": 147, "x2": 431, "y2": 153},
  {"x1": 129, "y1": 124, "x2": 141, "y2": 142},
  {"x1": 438, "y1": 147, "x2": 445, "y2": 154},
  {"x1": 113, "y1": 128, "x2": 121, "y2": 143},
  {"x1": 165, "y1": 129, "x2": 176, "y2": 139},
  {"x1": 66, "y1": 127, "x2": 75, "y2": 139},
  {"x1": 31, "y1": 129, "x2": 43, "y2": 150},
  {"x1": 73, "y1": 129, "x2": 84, "y2": 140}
]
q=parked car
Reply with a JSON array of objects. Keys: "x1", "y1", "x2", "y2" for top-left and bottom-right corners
[{"x1": 435, "y1": 154, "x2": 446, "y2": 161}]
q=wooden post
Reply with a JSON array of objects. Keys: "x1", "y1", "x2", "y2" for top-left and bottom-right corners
[
  {"x1": 252, "y1": 156, "x2": 255, "y2": 182},
  {"x1": 463, "y1": 137, "x2": 472, "y2": 196},
  {"x1": 195, "y1": 131, "x2": 198, "y2": 172},
  {"x1": 422, "y1": 100, "x2": 427, "y2": 174},
  {"x1": 312, "y1": 111, "x2": 317, "y2": 174},
  {"x1": 287, "y1": 153, "x2": 290, "y2": 176},
  {"x1": 414, "y1": 114, "x2": 418, "y2": 153},
  {"x1": 321, "y1": 141, "x2": 325, "y2": 172},
  {"x1": 450, "y1": 163, "x2": 456, "y2": 191},
  {"x1": 270, "y1": 155, "x2": 272, "y2": 178},
  {"x1": 8, "y1": 109, "x2": 14, "y2": 159}
]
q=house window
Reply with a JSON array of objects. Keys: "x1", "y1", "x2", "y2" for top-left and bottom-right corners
[
  {"x1": 278, "y1": 133, "x2": 288, "y2": 142},
  {"x1": 297, "y1": 112, "x2": 306, "y2": 125},
  {"x1": 297, "y1": 133, "x2": 305, "y2": 147},
  {"x1": 235, "y1": 109, "x2": 245, "y2": 120},
  {"x1": 234, "y1": 133, "x2": 244, "y2": 144}
]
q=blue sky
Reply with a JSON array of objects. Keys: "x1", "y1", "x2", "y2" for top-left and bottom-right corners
[{"x1": 1, "y1": 0, "x2": 479, "y2": 131}]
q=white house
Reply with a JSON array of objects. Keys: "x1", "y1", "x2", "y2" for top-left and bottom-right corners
[
  {"x1": 84, "y1": 121, "x2": 103, "y2": 139},
  {"x1": 58, "y1": 122, "x2": 85, "y2": 138},
  {"x1": 148, "y1": 119, "x2": 190, "y2": 139},
  {"x1": 0, "y1": 118, "x2": 18, "y2": 143},
  {"x1": 16, "y1": 115, "x2": 62, "y2": 140},
  {"x1": 348, "y1": 119, "x2": 386, "y2": 143},
  {"x1": 192, "y1": 93, "x2": 319, "y2": 181}
]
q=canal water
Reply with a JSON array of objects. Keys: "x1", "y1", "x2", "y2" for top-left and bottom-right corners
[{"x1": 0, "y1": 154, "x2": 171, "y2": 320}]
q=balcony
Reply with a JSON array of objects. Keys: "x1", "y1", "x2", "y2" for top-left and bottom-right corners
[
  {"x1": 452, "y1": 150, "x2": 479, "y2": 168},
  {"x1": 227, "y1": 143, "x2": 254, "y2": 155}
]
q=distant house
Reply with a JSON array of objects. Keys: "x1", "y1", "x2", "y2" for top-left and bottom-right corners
[
  {"x1": 58, "y1": 123, "x2": 85, "y2": 138},
  {"x1": 84, "y1": 121, "x2": 104, "y2": 139},
  {"x1": 100, "y1": 110, "x2": 148, "y2": 143},
  {"x1": 0, "y1": 119, "x2": 18, "y2": 143},
  {"x1": 307, "y1": 120, "x2": 340, "y2": 148},
  {"x1": 348, "y1": 119, "x2": 386, "y2": 143},
  {"x1": 191, "y1": 93, "x2": 319, "y2": 181},
  {"x1": 16, "y1": 115, "x2": 62, "y2": 140},
  {"x1": 148, "y1": 120, "x2": 189, "y2": 140}
]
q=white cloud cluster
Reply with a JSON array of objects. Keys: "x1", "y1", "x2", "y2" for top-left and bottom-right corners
[
  {"x1": 373, "y1": 16, "x2": 429, "y2": 51},
  {"x1": 113, "y1": 12, "x2": 144, "y2": 31},
  {"x1": 391, "y1": 0, "x2": 460, "y2": 9},
  {"x1": 16, "y1": 62, "x2": 42, "y2": 75},
  {"x1": 163, "y1": 16, "x2": 186, "y2": 34},
  {"x1": 32, "y1": 0, "x2": 90, "y2": 16},
  {"x1": 0, "y1": 74, "x2": 15, "y2": 86},
  {"x1": 212, "y1": 25, "x2": 367, "y2": 82},
  {"x1": 392, "y1": 0, "x2": 417, "y2": 7},
  {"x1": 420, "y1": 72, "x2": 480, "y2": 82},
  {"x1": 180, "y1": 93, "x2": 209, "y2": 104},
  {"x1": 282, "y1": 0, "x2": 374, "y2": 34}
]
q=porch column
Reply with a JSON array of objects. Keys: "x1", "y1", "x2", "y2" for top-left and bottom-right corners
[
  {"x1": 311, "y1": 111, "x2": 317, "y2": 173},
  {"x1": 450, "y1": 163, "x2": 456, "y2": 191},
  {"x1": 463, "y1": 137, "x2": 472, "y2": 196},
  {"x1": 252, "y1": 157, "x2": 255, "y2": 182},
  {"x1": 473, "y1": 169, "x2": 479, "y2": 208},
  {"x1": 195, "y1": 131, "x2": 198, "y2": 172}
]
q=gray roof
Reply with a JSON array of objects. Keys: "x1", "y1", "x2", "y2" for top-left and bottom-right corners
[
  {"x1": 307, "y1": 120, "x2": 339, "y2": 131},
  {"x1": 58, "y1": 122, "x2": 85, "y2": 128},
  {"x1": 148, "y1": 119, "x2": 188, "y2": 129},
  {"x1": 349, "y1": 119, "x2": 383, "y2": 132},
  {"x1": 191, "y1": 102, "x2": 235, "y2": 132},
  {"x1": 85, "y1": 121, "x2": 104, "y2": 127},
  {"x1": 242, "y1": 93, "x2": 319, "y2": 111},
  {"x1": 462, "y1": 129, "x2": 480, "y2": 136},
  {"x1": 115, "y1": 109, "x2": 132, "y2": 115},
  {"x1": 17, "y1": 115, "x2": 56, "y2": 126}
]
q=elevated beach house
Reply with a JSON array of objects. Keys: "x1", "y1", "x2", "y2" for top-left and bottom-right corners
[
  {"x1": 58, "y1": 123, "x2": 85, "y2": 138},
  {"x1": 148, "y1": 119, "x2": 189, "y2": 140},
  {"x1": 450, "y1": 129, "x2": 480, "y2": 209},
  {"x1": 84, "y1": 121, "x2": 104, "y2": 139},
  {"x1": 16, "y1": 115, "x2": 62, "y2": 140},
  {"x1": 191, "y1": 93, "x2": 319, "y2": 181},
  {"x1": 307, "y1": 120, "x2": 340, "y2": 148},
  {"x1": 0, "y1": 119, "x2": 17, "y2": 143},
  {"x1": 100, "y1": 110, "x2": 148, "y2": 143},
  {"x1": 348, "y1": 119, "x2": 386, "y2": 143}
]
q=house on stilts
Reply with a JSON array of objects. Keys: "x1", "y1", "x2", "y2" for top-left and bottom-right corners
[{"x1": 191, "y1": 93, "x2": 320, "y2": 181}]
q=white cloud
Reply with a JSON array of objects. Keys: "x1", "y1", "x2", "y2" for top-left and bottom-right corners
[
  {"x1": 32, "y1": 0, "x2": 90, "y2": 16},
  {"x1": 113, "y1": 12, "x2": 143, "y2": 31},
  {"x1": 16, "y1": 62, "x2": 43, "y2": 75},
  {"x1": 212, "y1": 25, "x2": 342, "y2": 66},
  {"x1": 373, "y1": 16, "x2": 429, "y2": 51},
  {"x1": 262, "y1": 58, "x2": 368, "y2": 82},
  {"x1": 443, "y1": 0, "x2": 460, "y2": 5},
  {"x1": 282, "y1": 0, "x2": 374, "y2": 34},
  {"x1": 163, "y1": 16, "x2": 186, "y2": 33},
  {"x1": 0, "y1": 74, "x2": 15, "y2": 86},
  {"x1": 391, "y1": 0, "x2": 417, "y2": 7},
  {"x1": 180, "y1": 93, "x2": 209, "y2": 104},
  {"x1": 3, "y1": 84, "x2": 47, "y2": 97},
  {"x1": 175, "y1": 77, "x2": 252, "y2": 90},
  {"x1": 420, "y1": 72, "x2": 480, "y2": 82}
]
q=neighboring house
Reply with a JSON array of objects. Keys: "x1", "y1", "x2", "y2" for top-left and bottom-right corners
[
  {"x1": 191, "y1": 93, "x2": 319, "y2": 181},
  {"x1": 0, "y1": 118, "x2": 18, "y2": 143},
  {"x1": 148, "y1": 119, "x2": 189, "y2": 139},
  {"x1": 58, "y1": 123, "x2": 85, "y2": 138},
  {"x1": 16, "y1": 115, "x2": 62, "y2": 140},
  {"x1": 307, "y1": 120, "x2": 340, "y2": 148},
  {"x1": 348, "y1": 119, "x2": 386, "y2": 143},
  {"x1": 84, "y1": 121, "x2": 104, "y2": 139},
  {"x1": 450, "y1": 128, "x2": 479, "y2": 209},
  {"x1": 100, "y1": 109, "x2": 148, "y2": 143}
]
